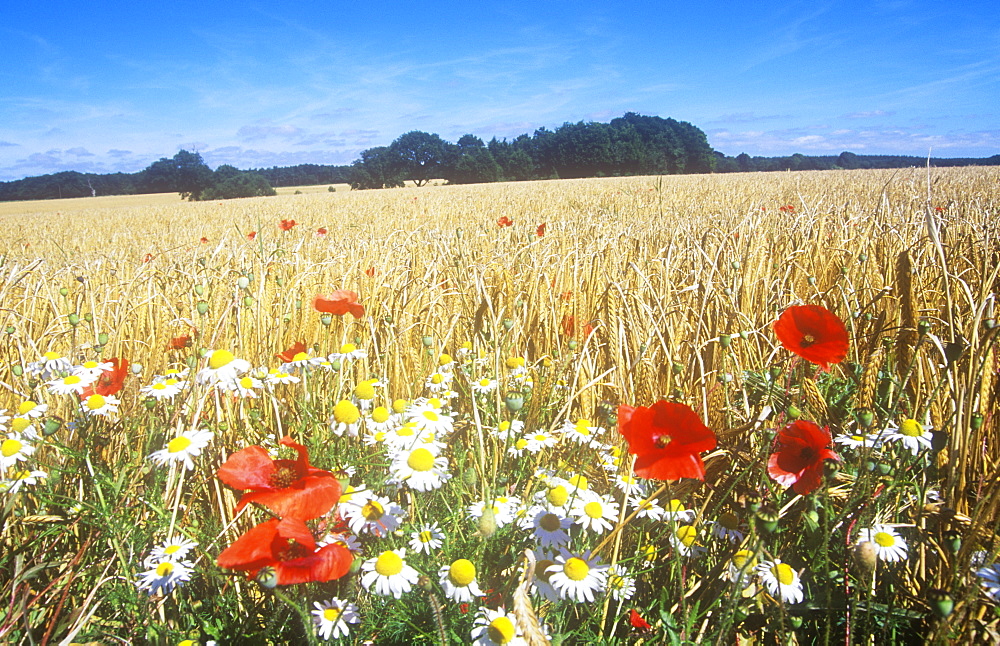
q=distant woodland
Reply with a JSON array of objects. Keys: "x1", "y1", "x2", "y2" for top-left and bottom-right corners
[{"x1": 2, "y1": 112, "x2": 997, "y2": 202}]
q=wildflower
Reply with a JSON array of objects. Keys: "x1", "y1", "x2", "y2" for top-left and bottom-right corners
[
  {"x1": 279, "y1": 218, "x2": 297, "y2": 231},
  {"x1": 856, "y1": 525, "x2": 908, "y2": 562},
  {"x1": 136, "y1": 558, "x2": 194, "y2": 596},
  {"x1": 523, "y1": 430, "x2": 558, "y2": 452},
  {"x1": 1, "y1": 469, "x2": 46, "y2": 494},
  {"x1": 497, "y1": 216, "x2": 513, "y2": 227},
  {"x1": 345, "y1": 495, "x2": 405, "y2": 537},
  {"x1": 670, "y1": 524, "x2": 705, "y2": 557},
  {"x1": 614, "y1": 472, "x2": 646, "y2": 497},
  {"x1": 389, "y1": 445, "x2": 451, "y2": 492},
  {"x1": 628, "y1": 494, "x2": 664, "y2": 521},
  {"x1": 758, "y1": 559, "x2": 804, "y2": 604},
  {"x1": 440, "y1": 558, "x2": 485, "y2": 602},
  {"x1": 727, "y1": 549, "x2": 757, "y2": 587},
  {"x1": 353, "y1": 379, "x2": 378, "y2": 411},
  {"x1": 197, "y1": 350, "x2": 251, "y2": 385},
  {"x1": 16, "y1": 400, "x2": 48, "y2": 419},
  {"x1": 247, "y1": 230, "x2": 257, "y2": 240},
  {"x1": 471, "y1": 606, "x2": 524, "y2": 646},
  {"x1": 570, "y1": 493, "x2": 619, "y2": 535},
  {"x1": 562, "y1": 418, "x2": 605, "y2": 446},
  {"x1": 526, "y1": 506, "x2": 573, "y2": 548},
  {"x1": 74, "y1": 359, "x2": 113, "y2": 379},
  {"x1": 9, "y1": 416, "x2": 39, "y2": 440},
  {"x1": 46, "y1": 373, "x2": 95, "y2": 396},
  {"x1": 492, "y1": 419, "x2": 524, "y2": 441},
  {"x1": 222, "y1": 375, "x2": 263, "y2": 398},
  {"x1": 217, "y1": 435, "x2": 341, "y2": 520},
  {"x1": 79, "y1": 357, "x2": 129, "y2": 397},
  {"x1": 26, "y1": 351, "x2": 73, "y2": 380},
  {"x1": 976, "y1": 564, "x2": 1000, "y2": 600},
  {"x1": 366, "y1": 405, "x2": 396, "y2": 434},
  {"x1": 1, "y1": 433, "x2": 35, "y2": 469},
  {"x1": 148, "y1": 429, "x2": 214, "y2": 471},
  {"x1": 409, "y1": 522, "x2": 445, "y2": 554},
  {"x1": 629, "y1": 608, "x2": 651, "y2": 631},
  {"x1": 884, "y1": 418, "x2": 934, "y2": 455},
  {"x1": 471, "y1": 377, "x2": 498, "y2": 394},
  {"x1": 331, "y1": 400, "x2": 362, "y2": 437},
  {"x1": 661, "y1": 499, "x2": 696, "y2": 522},
  {"x1": 360, "y1": 549, "x2": 420, "y2": 598},
  {"x1": 168, "y1": 334, "x2": 193, "y2": 350},
  {"x1": 140, "y1": 377, "x2": 185, "y2": 400},
  {"x1": 468, "y1": 498, "x2": 519, "y2": 528},
  {"x1": 149, "y1": 536, "x2": 198, "y2": 562},
  {"x1": 314, "y1": 290, "x2": 365, "y2": 318},
  {"x1": 711, "y1": 512, "x2": 746, "y2": 543},
  {"x1": 547, "y1": 550, "x2": 608, "y2": 603},
  {"x1": 834, "y1": 432, "x2": 883, "y2": 449},
  {"x1": 217, "y1": 517, "x2": 353, "y2": 584},
  {"x1": 276, "y1": 340, "x2": 308, "y2": 364},
  {"x1": 81, "y1": 393, "x2": 121, "y2": 417},
  {"x1": 767, "y1": 419, "x2": 839, "y2": 495},
  {"x1": 312, "y1": 598, "x2": 360, "y2": 641},
  {"x1": 265, "y1": 368, "x2": 300, "y2": 386},
  {"x1": 536, "y1": 222, "x2": 546, "y2": 236},
  {"x1": 330, "y1": 342, "x2": 367, "y2": 361},
  {"x1": 409, "y1": 408, "x2": 454, "y2": 435},
  {"x1": 606, "y1": 564, "x2": 636, "y2": 601},
  {"x1": 617, "y1": 400, "x2": 717, "y2": 481},
  {"x1": 773, "y1": 304, "x2": 849, "y2": 370}
]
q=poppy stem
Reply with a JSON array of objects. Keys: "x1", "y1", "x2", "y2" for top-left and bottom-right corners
[{"x1": 271, "y1": 587, "x2": 320, "y2": 646}]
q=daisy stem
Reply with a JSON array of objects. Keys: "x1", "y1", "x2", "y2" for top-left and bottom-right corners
[{"x1": 271, "y1": 588, "x2": 320, "y2": 646}]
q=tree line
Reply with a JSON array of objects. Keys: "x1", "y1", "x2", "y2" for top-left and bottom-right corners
[{"x1": 712, "y1": 150, "x2": 1000, "y2": 173}]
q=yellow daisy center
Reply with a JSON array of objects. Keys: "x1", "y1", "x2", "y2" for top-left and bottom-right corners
[
  {"x1": 732, "y1": 549, "x2": 754, "y2": 570},
  {"x1": 323, "y1": 607, "x2": 341, "y2": 622},
  {"x1": 17, "y1": 401, "x2": 37, "y2": 415},
  {"x1": 547, "y1": 485, "x2": 568, "y2": 507},
  {"x1": 514, "y1": 438, "x2": 528, "y2": 450},
  {"x1": 152, "y1": 383, "x2": 167, "y2": 391},
  {"x1": 568, "y1": 474, "x2": 589, "y2": 491},
  {"x1": 584, "y1": 501, "x2": 604, "y2": 519},
  {"x1": 506, "y1": 357, "x2": 525, "y2": 369},
  {"x1": 430, "y1": 373, "x2": 444, "y2": 384},
  {"x1": 392, "y1": 399, "x2": 409, "y2": 414},
  {"x1": 665, "y1": 499, "x2": 686, "y2": 513},
  {"x1": 156, "y1": 561, "x2": 175, "y2": 577},
  {"x1": 564, "y1": 557, "x2": 590, "y2": 581},
  {"x1": 64, "y1": 375, "x2": 81, "y2": 385},
  {"x1": 488, "y1": 616, "x2": 516, "y2": 644},
  {"x1": 362, "y1": 500, "x2": 385, "y2": 520},
  {"x1": 164, "y1": 545, "x2": 181, "y2": 555},
  {"x1": 397, "y1": 424, "x2": 416, "y2": 437},
  {"x1": 355, "y1": 381, "x2": 375, "y2": 400},
  {"x1": 167, "y1": 436, "x2": 192, "y2": 454},
  {"x1": 407, "y1": 448, "x2": 436, "y2": 472},
  {"x1": 874, "y1": 531, "x2": 896, "y2": 547},
  {"x1": 292, "y1": 351, "x2": 309, "y2": 362},
  {"x1": 427, "y1": 397, "x2": 443, "y2": 409},
  {"x1": 539, "y1": 513, "x2": 563, "y2": 532},
  {"x1": 239, "y1": 376, "x2": 254, "y2": 389},
  {"x1": 82, "y1": 360, "x2": 99, "y2": 369},
  {"x1": 86, "y1": 394, "x2": 106, "y2": 410},
  {"x1": 340, "y1": 343, "x2": 357, "y2": 354},
  {"x1": 419, "y1": 530, "x2": 433, "y2": 543},
  {"x1": 449, "y1": 559, "x2": 476, "y2": 586},
  {"x1": 334, "y1": 400, "x2": 361, "y2": 425},
  {"x1": 209, "y1": 350, "x2": 235, "y2": 369},
  {"x1": 422, "y1": 410, "x2": 440, "y2": 422},
  {"x1": 498, "y1": 421, "x2": 510, "y2": 432},
  {"x1": 43, "y1": 351, "x2": 61, "y2": 360},
  {"x1": 438, "y1": 353, "x2": 452, "y2": 365},
  {"x1": 773, "y1": 562, "x2": 796, "y2": 586},
  {"x1": 12, "y1": 418, "x2": 30, "y2": 433},
  {"x1": 371, "y1": 406, "x2": 390, "y2": 423},
  {"x1": 374, "y1": 551, "x2": 403, "y2": 576},
  {"x1": 718, "y1": 512, "x2": 739, "y2": 530},
  {"x1": 2, "y1": 439, "x2": 23, "y2": 457},
  {"x1": 899, "y1": 419, "x2": 924, "y2": 437},
  {"x1": 479, "y1": 378, "x2": 492, "y2": 387},
  {"x1": 676, "y1": 525, "x2": 698, "y2": 547}
]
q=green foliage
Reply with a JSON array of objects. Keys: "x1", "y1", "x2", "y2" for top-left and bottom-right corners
[{"x1": 194, "y1": 168, "x2": 276, "y2": 201}]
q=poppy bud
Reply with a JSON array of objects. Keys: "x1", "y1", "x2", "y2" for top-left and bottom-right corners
[
  {"x1": 194, "y1": 284, "x2": 204, "y2": 296},
  {"x1": 768, "y1": 366, "x2": 782, "y2": 381},
  {"x1": 786, "y1": 405, "x2": 801, "y2": 420},
  {"x1": 807, "y1": 276, "x2": 816, "y2": 286},
  {"x1": 985, "y1": 318, "x2": 997, "y2": 330},
  {"x1": 330, "y1": 359, "x2": 341, "y2": 372},
  {"x1": 255, "y1": 567, "x2": 278, "y2": 589},
  {"x1": 723, "y1": 287, "x2": 733, "y2": 296},
  {"x1": 505, "y1": 393, "x2": 524, "y2": 412},
  {"x1": 854, "y1": 408, "x2": 874, "y2": 428},
  {"x1": 237, "y1": 276, "x2": 250, "y2": 289},
  {"x1": 349, "y1": 557, "x2": 363, "y2": 575},
  {"x1": 5, "y1": 326, "x2": 14, "y2": 335},
  {"x1": 877, "y1": 463, "x2": 892, "y2": 476},
  {"x1": 502, "y1": 319, "x2": 513, "y2": 330},
  {"x1": 68, "y1": 314, "x2": 80, "y2": 326},
  {"x1": 12, "y1": 364, "x2": 23, "y2": 376},
  {"x1": 943, "y1": 529, "x2": 962, "y2": 554},
  {"x1": 243, "y1": 296, "x2": 254, "y2": 307},
  {"x1": 719, "y1": 334, "x2": 732, "y2": 348},
  {"x1": 320, "y1": 314, "x2": 333, "y2": 327},
  {"x1": 731, "y1": 260, "x2": 740, "y2": 269},
  {"x1": 144, "y1": 397, "x2": 157, "y2": 411},
  {"x1": 971, "y1": 413, "x2": 984, "y2": 431},
  {"x1": 755, "y1": 506, "x2": 779, "y2": 534},
  {"x1": 275, "y1": 277, "x2": 283, "y2": 287},
  {"x1": 858, "y1": 253, "x2": 867, "y2": 263},
  {"x1": 462, "y1": 467, "x2": 478, "y2": 488},
  {"x1": 928, "y1": 589, "x2": 953, "y2": 618},
  {"x1": 789, "y1": 616, "x2": 804, "y2": 628},
  {"x1": 196, "y1": 301, "x2": 209, "y2": 315},
  {"x1": 671, "y1": 361, "x2": 684, "y2": 375},
  {"x1": 98, "y1": 333, "x2": 109, "y2": 345},
  {"x1": 568, "y1": 340, "x2": 578, "y2": 350},
  {"x1": 130, "y1": 362, "x2": 143, "y2": 375},
  {"x1": 43, "y1": 418, "x2": 62, "y2": 437},
  {"x1": 477, "y1": 506, "x2": 497, "y2": 538},
  {"x1": 853, "y1": 541, "x2": 878, "y2": 572},
  {"x1": 60, "y1": 287, "x2": 68, "y2": 296},
  {"x1": 918, "y1": 319, "x2": 931, "y2": 335}
]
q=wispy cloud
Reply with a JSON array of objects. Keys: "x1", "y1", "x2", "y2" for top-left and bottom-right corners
[
  {"x1": 710, "y1": 125, "x2": 1000, "y2": 156},
  {"x1": 843, "y1": 110, "x2": 895, "y2": 119}
]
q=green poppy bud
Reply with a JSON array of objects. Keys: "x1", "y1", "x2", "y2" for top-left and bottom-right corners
[{"x1": 196, "y1": 301, "x2": 209, "y2": 315}]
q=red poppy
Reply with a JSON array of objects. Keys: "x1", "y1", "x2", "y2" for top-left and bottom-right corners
[
  {"x1": 216, "y1": 435, "x2": 342, "y2": 520},
  {"x1": 617, "y1": 401, "x2": 717, "y2": 481},
  {"x1": 216, "y1": 517, "x2": 353, "y2": 585},
  {"x1": 247, "y1": 231, "x2": 257, "y2": 240},
  {"x1": 313, "y1": 290, "x2": 365, "y2": 318},
  {"x1": 779, "y1": 204, "x2": 796, "y2": 213},
  {"x1": 364, "y1": 266, "x2": 375, "y2": 277},
  {"x1": 536, "y1": 222, "x2": 546, "y2": 236},
  {"x1": 168, "y1": 334, "x2": 192, "y2": 350},
  {"x1": 142, "y1": 253, "x2": 154, "y2": 263},
  {"x1": 561, "y1": 315, "x2": 594, "y2": 339},
  {"x1": 200, "y1": 237, "x2": 209, "y2": 244},
  {"x1": 629, "y1": 608, "x2": 651, "y2": 631},
  {"x1": 279, "y1": 219, "x2": 297, "y2": 231},
  {"x1": 774, "y1": 304, "x2": 849, "y2": 370},
  {"x1": 276, "y1": 341, "x2": 307, "y2": 363},
  {"x1": 80, "y1": 357, "x2": 129, "y2": 398},
  {"x1": 559, "y1": 291, "x2": 573, "y2": 300},
  {"x1": 497, "y1": 216, "x2": 513, "y2": 227},
  {"x1": 767, "y1": 419, "x2": 839, "y2": 495},
  {"x1": 316, "y1": 227, "x2": 327, "y2": 236}
]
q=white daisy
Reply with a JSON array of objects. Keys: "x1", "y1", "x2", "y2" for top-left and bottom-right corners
[
  {"x1": 670, "y1": 524, "x2": 705, "y2": 557},
  {"x1": 0, "y1": 433, "x2": 35, "y2": 469},
  {"x1": 856, "y1": 525, "x2": 908, "y2": 563},
  {"x1": 758, "y1": 559, "x2": 804, "y2": 604},
  {"x1": 614, "y1": 472, "x2": 647, "y2": 497},
  {"x1": 331, "y1": 400, "x2": 362, "y2": 437},
  {"x1": 9, "y1": 416, "x2": 39, "y2": 440},
  {"x1": 345, "y1": 495, "x2": 405, "y2": 537},
  {"x1": 312, "y1": 598, "x2": 360, "y2": 641},
  {"x1": 523, "y1": 430, "x2": 558, "y2": 453},
  {"x1": 329, "y1": 343, "x2": 367, "y2": 362},
  {"x1": 149, "y1": 536, "x2": 198, "y2": 562},
  {"x1": 527, "y1": 549, "x2": 561, "y2": 602},
  {"x1": 147, "y1": 429, "x2": 214, "y2": 470},
  {"x1": 491, "y1": 419, "x2": 524, "y2": 441},
  {"x1": 26, "y1": 351, "x2": 73, "y2": 380},
  {"x1": 471, "y1": 606, "x2": 526, "y2": 646},
  {"x1": 16, "y1": 400, "x2": 49, "y2": 419},
  {"x1": 409, "y1": 523, "x2": 445, "y2": 555},
  {"x1": 365, "y1": 406, "x2": 398, "y2": 434},
  {"x1": 74, "y1": 359, "x2": 113, "y2": 379},
  {"x1": 547, "y1": 550, "x2": 608, "y2": 603},
  {"x1": 662, "y1": 499, "x2": 696, "y2": 523},
  {"x1": 976, "y1": 563, "x2": 1000, "y2": 601},
  {"x1": 265, "y1": 369, "x2": 300, "y2": 386},
  {"x1": 534, "y1": 478, "x2": 574, "y2": 512},
  {"x1": 727, "y1": 549, "x2": 758, "y2": 588},
  {"x1": 136, "y1": 558, "x2": 194, "y2": 596},
  {"x1": 317, "y1": 532, "x2": 363, "y2": 554},
  {"x1": 46, "y1": 373, "x2": 96, "y2": 396},
  {"x1": 628, "y1": 494, "x2": 665, "y2": 521},
  {"x1": 599, "y1": 445, "x2": 626, "y2": 472},
  {"x1": 140, "y1": 378, "x2": 185, "y2": 400},
  {"x1": 409, "y1": 408, "x2": 454, "y2": 436},
  {"x1": 280, "y1": 350, "x2": 324, "y2": 373},
  {"x1": 526, "y1": 506, "x2": 573, "y2": 548},
  {"x1": 884, "y1": 418, "x2": 934, "y2": 455},
  {"x1": 834, "y1": 432, "x2": 883, "y2": 449},
  {"x1": 221, "y1": 375, "x2": 263, "y2": 398},
  {"x1": 471, "y1": 377, "x2": 498, "y2": 394},
  {"x1": 80, "y1": 393, "x2": 120, "y2": 417},
  {"x1": 711, "y1": 512, "x2": 746, "y2": 544},
  {"x1": 360, "y1": 549, "x2": 419, "y2": 598},
  {"x1": 570, "y1": 492, "x2": 619, "y2": 535},
  {"x1": 468, "y1": 497, "x2": 519, "y2": 529},
  {"x1": 389, "y1": 445, "x2": 451, "y2": 492},
  {"x1": 605, "y1": 564, "x2": 636, "y2": 601},
  {"x1": 353, "y1": 379, "x2": 379, "y2": 412},
  {"x1": 506, "y1": 437, "x2": 530, "y2": 457},
  {"x1": 196, "y1": 350, "x2": 252, "y2": 385},
  {"x1": 439, "y1": 558, "x2": 485, "y2": 602},
  {"x1": 1, "y1": 469, "x2": 47, "y2": 495},
  {"x1": 425, "y1": 371, "x2": 453, "y2": 392},
  {"x1": 561, "y1": 418, "x2": 606, "y2": 446}
]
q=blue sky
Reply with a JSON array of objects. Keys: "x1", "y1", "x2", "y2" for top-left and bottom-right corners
[{"x1": 2, "y1": 1, "x2": 998, "y2": 181}]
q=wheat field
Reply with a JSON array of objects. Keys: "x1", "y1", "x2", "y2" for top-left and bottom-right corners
[{"x1": 1, "y1": 167, "x2": 998, "y2": 644}]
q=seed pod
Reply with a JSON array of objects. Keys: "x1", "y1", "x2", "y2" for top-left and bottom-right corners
[
  {"x1": 477, "y1": 506, "x2": 497, "y2": 538},
  {"x1": 853, "y1": 541, "x2": 878, "y2": 573}
]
